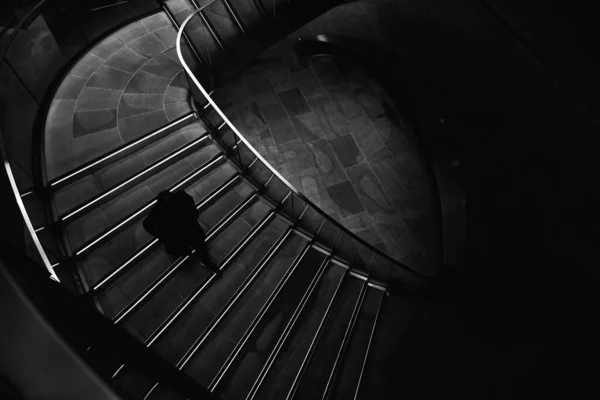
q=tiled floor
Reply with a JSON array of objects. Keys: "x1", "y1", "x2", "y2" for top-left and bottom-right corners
[
  {"x1": 43, "y1": 2, "x2": 437, "y2": 274},
  {"x1": 211, "y1": 48, "x2": 437, "y2": 274},
  {"x1": 44, "y1": 12, "x2": 193, "y2": 180}
]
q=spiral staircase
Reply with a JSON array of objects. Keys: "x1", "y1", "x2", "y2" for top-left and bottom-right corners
[{"x1": 2, "y1": 0, "x2": 433, "y2": 399}]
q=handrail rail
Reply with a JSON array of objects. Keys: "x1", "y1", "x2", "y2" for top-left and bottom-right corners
[
  {"x1": 0, "y1": 0, "x2": 58, "y2": 281},
  {"x1": 176, "y1": 7, "x2": 430, "y2": 280}
]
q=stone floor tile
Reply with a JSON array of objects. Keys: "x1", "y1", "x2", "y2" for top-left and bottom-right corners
[
  {"x1": 113, "y1": 21, "x2": 148, "y2": 44},
  {"x1": 90, "y1": 35, "x2": 124, "y2": 60},
  {"x1": 370, "y1": 153, "x2": 411, "y2": 202},
  {"x1": 332, "y1": 57, "x2": 369, "y2": 89},
  {"x1": 253, "y1": 137, "x2": 285, "y2": 171},
  {"x1": 72, "y1": 127, "x2": 123, "y2": 167},
  {"x1": 165, "y1": 84, "x2": 188, "y2": 103},
  {"x1": 277, "y1": 139, "x2": 312, "y2": 175},
  {"x1": 124, "y1": 70, "x2": 171, "y2": 94},
  {"x1": 153, "y1": 26, "x2": 178, "y2": 49},
  {"x1": 141, "y1": 12, "x2": 171, "y2": 33},
  {"x1": 289, "y1": 168, "x2": 337, "y2": 216},
  {"x1": 165, "y1": 101, "x2": 192, "y2": 121},
  {"x1": 45, "y1": 100, "x2": 76, "y2": 179},
  {"x1": 372, "y1": 209, "x2": 420, "y2": 260},
  {"x1": 265, "y1": 60, "x2": 293, "y2": 92},
  {"x1": 291, "y1": 68, "x2": 325, "y2": 99},
  {"x1": 305, "y1": 139, "x2": 346, "y2": 187},
  {"x1": 118, "y1": 109, "x2": 169, "y2": 142},
  {"x1": 292, "y1": 112, "x2": 327, "y2": 143},
  {"x1": 259, "y1": 103, "x2": 299, "y2": 145},
  {"x1": 348, "y1": 117, "x2": 386, "y2": 159},
  {"x1": 118, "y1": 93, "x2": 164, "y2": 119},
  {"x1": 354, "y1": 84, "x2": 385, "y2": 118},
  {"x1": 345, "y1": 162, "x2": 390, "y2": 215},
  {"x1": 310, "y1": 58, "x2": 344, "y2": 88},
  {"x1": 278, "y1": 87, "x2": 310, "y2": 117},
  {"x1": 104, "y1": 46, "x2": 149, "y2": 74},
  {"x1": 329, "y1": 134, "x2": 365, "y2": 168},
  {"x1": 86, "y1": 65, "x2": 133, "y2": 90},
  {"x1": 329, "y1": 84, "x2": 365, "y2": 120},
  {"x1": 54, "y1": 75, "x2": 88, "y2": 100},
  {"x1": 369, "y1": 115, "x2": 415, "y2": 154},
  {"x1": 75, "y1": 88, "x2": 122, "y2": 112},
  {"x1": 394, "y1": 150, "x2": 426, "y2": 179},
  {"x1": 69, "y1": 53, "x2": 105, "y2": 78},
  {"x1": 169, "y1": 70, "x2": 189, "y2": 89},
  {"x1": 246, "y1": 76, "x2": 279, "y2": 107},
  {"x1": 140, "y1": 53, "x2": 182, "y2": 80},
  {"x1": 342, "y1": 211, "x2": 383, "y2": 247},
  {"x1": 326, "y1": 180, "x2": 365, "y2": 218},
  {"x1": 235, "y1": 102, "x2": 270, "y2": 142},
  {"x1": 212, "y1": 79, "x2": 252, "y2": 107},
  {"x1": 127, "y1": 33, "x2": 168, "y2": 59},
  {"x1": 73, "y1": 109, "x2": 118, "y2": 138},
  {"x1": 307, "y1": 94, "x2": 348, "y2": 139}
]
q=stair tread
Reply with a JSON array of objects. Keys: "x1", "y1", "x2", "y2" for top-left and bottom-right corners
[
  {"x1": 63, "y1": 157, "x2": 194, "y2": 251},
  {"x1": 208, "y1": 199, "x2": 271, "y2": 265},
  {"x1": 330, "y1": 287, "x2": 384, "y2": 400},
  {"x1": 152, "y1": 217, "x2": 289, "y2": 365},
  {"x1": 183, "y1": 232, "x2": 307, "y2": 386},
  {"x1": 215, "y1": 248, "x2": 328, "y2": 399},
  {"x1": 65, "y1": 143, "x2": 222, "y2": 253},
  {"x1": 123, "y1": 255, "x2": 212, "y2": 342},
  {"x1": 54, "y1": 119, "x2": 206, "y2": 216},
  {"x1": 96, "y1": 247, "x2": 174, "y2": 319},
  {"x1": 294, "y1": 277, "x2": 364, "y2": 399},
  {"x1": 253, "y1": 263, "x2": 346, "y2": 400},
  {"x1": 198, "y1": 180, "x2": 253, "y2": 232},
  {"x1": 79, "y1": 220, "x2": 151, "y2": 287}
]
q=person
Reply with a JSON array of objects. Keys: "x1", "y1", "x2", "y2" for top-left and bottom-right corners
[{"x1": 143, "y1": 190, "x2": 219, "y2": 274}]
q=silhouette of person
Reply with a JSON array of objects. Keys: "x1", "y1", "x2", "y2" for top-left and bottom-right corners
[{"x1": 143, "y1": 190, "x2": 219, "y2": 274}]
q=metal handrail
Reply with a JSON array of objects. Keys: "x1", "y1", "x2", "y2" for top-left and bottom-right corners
[
  {"x1": 0, "y1": 0, "x2": 58, "y2": 281},
  {"x1": 176, "y1": 7, "x2": 431, "y2": 280}
]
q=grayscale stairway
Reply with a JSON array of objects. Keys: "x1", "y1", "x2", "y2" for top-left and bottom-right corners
[{"x1": 41, "y1": 0, "x2": 431, "y2": 399}]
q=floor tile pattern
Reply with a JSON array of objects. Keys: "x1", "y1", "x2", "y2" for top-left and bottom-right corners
[
  {"x1": 212, "y1": 49, "x2": 436, "y2": 273},
  {"x1": 45, "y1": 12, "x2": 192, "y2": 180}
]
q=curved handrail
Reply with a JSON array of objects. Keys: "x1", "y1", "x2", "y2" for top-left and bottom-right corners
[
  {"x1": 176, "y1": 7, "x2": 431, "y2": 280},
  {"x1": 0, "y1": 0, "x2": 58, "y2": 281}
]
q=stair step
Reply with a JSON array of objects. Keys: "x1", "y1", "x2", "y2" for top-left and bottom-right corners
[
  {"x1": 54, "y1": 118, "x2": 204, "y2": 216},
  {"x1": 293, "y1": 276, "x2": 365, "y2": 399},
  {"x1": 63, "y1": 147, "x2": 214, "y2": 252},
  {"x1": 96, "y1": 247, "x2": 174, "y2": 319},
  {"x1": 80, "y1": 219, "x2": 151, "y2": 287},
  {"x1": 152, "y1": 216, "x2": 289, "y2": 365},
  {"x1": 78, "y1": 156, "x2": 235, "y2": 292},
  {"x1": 208, "y1": 199, "x2": 272, "y2": 265},
  {"x1": 120, "y1": 182, "x2": 261, "y2": 343},
  {"x1": 328, "y1": 287, "x2": 385, "y2": 400},
  {"x1": 252, "y1": 263, "x2": 346, "y2": 400},
  {"x1": 213, "y1": 247, "x2": 328, "y2": 399},
  {"x1": 182, "y1": 232, "x2": 307, "y2": 386}
]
